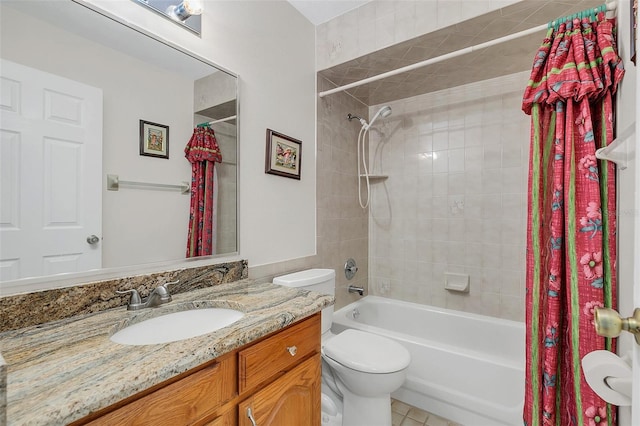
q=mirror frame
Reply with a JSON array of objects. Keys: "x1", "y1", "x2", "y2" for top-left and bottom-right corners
[{"x1": 0, "y1": 0, "x2": 240, "y2": 296}]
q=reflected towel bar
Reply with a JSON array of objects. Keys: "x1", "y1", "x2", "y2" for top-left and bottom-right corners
[{"x1": 107, "y1": 174, "x2": 190, "y2": 194}]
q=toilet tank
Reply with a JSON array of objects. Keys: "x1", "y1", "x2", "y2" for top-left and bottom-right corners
[{"x1": 273, "y1": 269, "x2": 335, "y2": 334}]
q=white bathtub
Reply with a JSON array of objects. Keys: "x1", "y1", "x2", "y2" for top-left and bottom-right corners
[{"x1": 331, "y1": 296, "x2": 525, "y2": 426}]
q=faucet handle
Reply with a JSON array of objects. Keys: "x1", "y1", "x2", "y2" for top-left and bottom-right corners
[
  {"x1": 116, "y1": 289, "x2": 142, "y2": 305},
  {"x1": 158, "y1": 280, "x2": 179, "y2": 294},
  {"x1": 163, "y1": 280, "x2": 179, "y2": 289}
]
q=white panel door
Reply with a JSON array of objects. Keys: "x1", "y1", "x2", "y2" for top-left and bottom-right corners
[{"x1": 0, "y1": 59, "x2": 102, "y2": 282}]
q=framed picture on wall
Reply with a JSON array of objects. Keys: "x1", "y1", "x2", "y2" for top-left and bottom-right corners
[
  {"x1": 265, "y1": 128, "x2": 302, "y2": 180},
  {"x1": 140, "y1": 120, "x2": 169, "y2": 159}
]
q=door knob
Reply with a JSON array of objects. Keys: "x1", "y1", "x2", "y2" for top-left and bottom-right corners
[
  {"x1": 86, "y1": 235, "x2": 100, "y2": 245},
  {"x1": 594, "y1": 307, "x2": 640, "y2": 345}
]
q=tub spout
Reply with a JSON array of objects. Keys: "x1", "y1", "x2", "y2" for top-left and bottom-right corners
[{"x1": 348, "y1": 285, "x2": 364, "y2": 296}]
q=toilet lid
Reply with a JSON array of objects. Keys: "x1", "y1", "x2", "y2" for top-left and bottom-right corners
[{"x1": 322, "y1": 329, "x2": 410, "y2": 374}]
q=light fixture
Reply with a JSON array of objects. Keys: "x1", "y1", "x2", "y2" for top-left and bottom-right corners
[
  {"x1": 166, "y1": 0, "x2": 203, "y2": 22},
  {"x1": 133, "y1": 0, "x2": 202, "y2": 35}
]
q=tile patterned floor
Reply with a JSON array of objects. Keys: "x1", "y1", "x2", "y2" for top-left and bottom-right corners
[{"x1": 391, "y1": 399, "x2": 461, "y2": 426}]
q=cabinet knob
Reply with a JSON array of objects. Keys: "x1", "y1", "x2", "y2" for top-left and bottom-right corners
[
  {"x1": 287, "y1": 345, "x2": 297, "y2": 356},
  {"x1": 247, "y1": 407, "x2": 258, "y2": 426}
]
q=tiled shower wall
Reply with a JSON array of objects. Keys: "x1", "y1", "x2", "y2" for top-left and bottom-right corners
[
  {"x1": 317, "y1": 77, "x2": 370, "y2": 310},
  {"x1": 213, "y1": 122, "x2": 238, "y2": 255},
  {"x1": 315, "y1": 0, "x2": 520, "y2": 71},
  {"x1": 368, "y1": 71, "x2": 530, "y2": 321}
]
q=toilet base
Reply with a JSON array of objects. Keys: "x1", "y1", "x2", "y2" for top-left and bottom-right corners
[
  {"x1": 322, "y1": 412, "x2": 342, "y2": 426},
  {"x1": 341, "y1": 389, "x2": 392, "y2": 426},
  {"x1": 322, "y1": 392, "x2": 343, "y2": 426}
]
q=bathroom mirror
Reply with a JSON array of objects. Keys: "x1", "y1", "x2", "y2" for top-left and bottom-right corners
[{"x1": 0, "y1": 0, "x2": 238, "y2": 290}]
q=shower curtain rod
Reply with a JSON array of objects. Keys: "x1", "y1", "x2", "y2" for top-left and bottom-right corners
[
  {"x1": 318, "y1": 1, "x2": 617, "y2": 99},
  {"x1": 197, "y1": 115, "x2": 237, "y2": 127}
]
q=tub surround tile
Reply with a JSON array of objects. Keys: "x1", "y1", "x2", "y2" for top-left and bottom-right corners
[
  {"x1": 316, "y1": 1, "x2": 601, "y2": 105},
  {"x1": 0, "y1": 279, "x2": 333, "y2": 425},
  {"x1": 316, "y1": 76, "x2": 369, "y2": 311},
  {"x1": 0, "y1": 260, "x2": 247, "y2": 333},
  {"x1": 367, "y1": 72, "x2": 529, "y2": 321}
]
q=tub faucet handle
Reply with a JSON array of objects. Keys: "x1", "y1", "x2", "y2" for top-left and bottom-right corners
[{"x1": 345, "y1": 258, "x2": 358, "y2": 280}]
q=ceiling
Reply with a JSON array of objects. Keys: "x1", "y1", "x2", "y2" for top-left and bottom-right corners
[
  {"x1": 287, "y1": 0, "x2": 371, "y2": 25},
  {"x1": 315, "y1": 0, "x2": 605, "y2": 105}
]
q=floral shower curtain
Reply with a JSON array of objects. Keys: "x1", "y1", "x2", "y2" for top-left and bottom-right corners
[
  {"x1": 185, "y1": 126, "x2": 222, "y2": 258},
  {"x1": 522, "y1": 13, "x2": 624, "y2": 426}
]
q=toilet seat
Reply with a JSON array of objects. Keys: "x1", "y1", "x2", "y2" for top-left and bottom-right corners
[{"x1": 322, "y1": 329, "x2": 410, "y2": 374}]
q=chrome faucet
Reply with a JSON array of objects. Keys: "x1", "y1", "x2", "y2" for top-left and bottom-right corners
[
  {"x1": 116, "y1": 280, "x2": 178, "y2": 311},
  {"x1": 348, "y1": 285, "x2": 364, "y2": 296}
]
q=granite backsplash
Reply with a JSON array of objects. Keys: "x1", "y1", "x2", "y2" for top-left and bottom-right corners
[{"x1": 0, "y1": 260, "x2": 248, "y2": 333}]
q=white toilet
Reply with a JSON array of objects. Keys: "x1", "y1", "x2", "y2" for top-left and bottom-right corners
[{"x1": 273, "y1": 269, "x2": 410, "y2": 426}]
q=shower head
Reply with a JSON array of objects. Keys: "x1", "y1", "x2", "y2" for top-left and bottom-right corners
[
  {"x1": 367, "y1": 105, "x2": 392, "y2": 129},
  {"x1": 348, "y1": 106, "x2": 392, "y2": 130},
  {"x1": 347, "y1": 113, "x2": 368, "y2": 127}
]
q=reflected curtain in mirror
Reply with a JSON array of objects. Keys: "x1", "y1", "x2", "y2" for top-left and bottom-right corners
[{"x1": 185, "y1": 126, "x2": 222, "y2": 257}]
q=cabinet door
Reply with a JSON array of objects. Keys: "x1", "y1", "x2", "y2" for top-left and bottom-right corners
[{"x1": 238, "y1": 354, "x2": 320, "y2": 426}]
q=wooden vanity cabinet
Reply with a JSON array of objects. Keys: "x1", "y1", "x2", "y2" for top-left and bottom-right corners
[
  {"x1": 74, "y1": 313, "x2": 321, "y2": 426},
  {"x1": 237, "y1": 312, "x2": 321, "y2": 426},
  {"x1": 237, "y1": 355, "x2": 321, "y2": 426}
]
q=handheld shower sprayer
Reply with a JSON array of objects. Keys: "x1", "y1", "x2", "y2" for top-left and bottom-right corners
[
  {"x1": 346, "y1": 105, "x2": 392, "y2": 209},
  {"x1": 366, "y1": 105, "x2": 392, "y2": 130}
]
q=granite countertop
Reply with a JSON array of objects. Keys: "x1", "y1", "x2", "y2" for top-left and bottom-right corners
[{"x1": 0, "y1": 279, "x2": 334, "y2": 425}]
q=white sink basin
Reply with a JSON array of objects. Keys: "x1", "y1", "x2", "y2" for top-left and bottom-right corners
[{"x1": 110, "y1": 308, "x2": 244, "y2": 345}]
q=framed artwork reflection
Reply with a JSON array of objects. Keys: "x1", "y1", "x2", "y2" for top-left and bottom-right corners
[{"x1": 140, "y1": 120, "x2": 169, "y2": 159}]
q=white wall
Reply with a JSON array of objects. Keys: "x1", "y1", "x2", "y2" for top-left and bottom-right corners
[{"x1": 84, "y1": 0, "x2": 317, "y2": 269}]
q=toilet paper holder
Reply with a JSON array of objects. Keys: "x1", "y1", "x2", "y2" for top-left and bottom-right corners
[
  {"x1": 594, "y1": 307, "x2": 640, "y2": 345},
  {"x1": 582, "y1": 350, "x2": 632, "y2": 406}
]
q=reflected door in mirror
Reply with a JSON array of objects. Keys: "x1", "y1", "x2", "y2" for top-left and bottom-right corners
[{"x1": 0, "y1": 59, "x2": 103, "y2": 281}]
